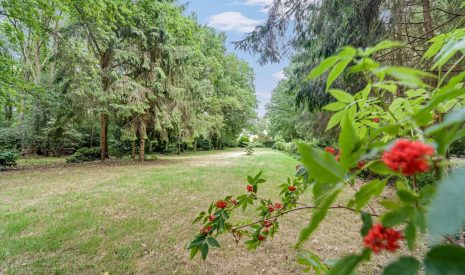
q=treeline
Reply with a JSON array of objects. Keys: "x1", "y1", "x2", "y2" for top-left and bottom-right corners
[
  {"x1": 262, "y1": 0, "x2": 464, "y2": 144},
  {"x1": 0, "y1": 0, "x2": 257, "y2": 161}
]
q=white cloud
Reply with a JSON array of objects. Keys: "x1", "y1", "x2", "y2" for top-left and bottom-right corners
[
  {"x1": 272, "y1": 71, "x2": 286, "y2": 81},
  {"x1": 241, "y1": 0, "x2": 273, "y2": 6},
  {"x1": 208, "y1": 12, "x2": 262, "y2": 33},
  {"x1": 234, "y1": 0, "x2": 273, "y2": 13}
]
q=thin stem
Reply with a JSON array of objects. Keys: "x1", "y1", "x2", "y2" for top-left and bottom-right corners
[{"x1": 231, "y1": 205, "x2": 380, "y2": 232}]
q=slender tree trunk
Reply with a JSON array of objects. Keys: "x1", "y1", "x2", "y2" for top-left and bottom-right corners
[
  {"x1": 90, "y1": 125, "x2": 94, "y2": 147},
  {"x1": 193, "y1": 139, "x2": 197, "y2": 152},
  {"x1": 99, "y1": 49, "x2": 112, "y2": 161},
  {"x1": 138, "y1": 113, "x2": 148, "y2": 162},
  {"x1": 132, "y1": 140, "x2": 136, "y2": 160},
  {"x1": 422, "y1": 0, "x2": 434, "y2": 40},
  {"x1": 99, "y1": 114, "x2": 108, "y2": 161}
]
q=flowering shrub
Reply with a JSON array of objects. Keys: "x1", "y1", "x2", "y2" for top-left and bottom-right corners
[{"x1": 188, "y1": 29, "x2": 465, "y2": 273}]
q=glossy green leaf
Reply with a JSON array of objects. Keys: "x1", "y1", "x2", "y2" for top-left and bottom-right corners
[
  {"x1": 427, "y1": 168, "x2": 465, "y2": 239},
  {"x1": 382, "y1": 256, "x2": 420, "y2": 275},
  {"x1": 326, "y1": 253, "x2": 365, "y2": 275},
  {"x1": 207, "y1": 237, "x2": 220, "y2": 248},
  {"x1": 350, "y1": 179, "x2": 386, "y2": 211},
  {"x1": 324, "y1": 102, "x2": 347, "y2": 111},
  {"x1": 360, "y1": 212, "x2": 373, "y2": 236},
  {"x1": 326, "y1": 58, "x2": 352, "y2": 90},
  {"x1": 424, "y1": 245, "x2": 465, "y2": 275},
  {"x1": 382, "y1": 206, "x2": 414, "y2": 227},
  {"x1": 329, "y1": 89, "x2": 355, "y2": 104},
  {"x1": 404, "y1": 221, "x2": 417, "y2": 251},
  {"x1": 326, "y1": 110, "x2": 347, "y2": 130},
  {"x1": 308, "y1": 56, "x2": 340, "y2": 80},
  {"x1": 425, "y1": 108, "x2": 465, "y2": 135},
  {"x1": 297, "y1": 143, "x2": 345, "y2": 185},
  {"x1": 201, "y1": 243, "x2": 209, "y2": 260}
]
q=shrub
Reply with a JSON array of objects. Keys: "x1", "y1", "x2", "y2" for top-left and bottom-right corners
[
  {"x1": 197, "y1": 139, "x2": 213, "y2": 151},
  {"x1": 272, "y1": 140, "x2": 286, "y2": 151},
  {"x1": 237, "y1": 136, "x2": 250, "y2": 147},
  {"x1": 66, "y1": 147, "x2": 101, "y2": 163},
  {"x1": 0, "y1": 150, "x2": 19, "y2": 169}
]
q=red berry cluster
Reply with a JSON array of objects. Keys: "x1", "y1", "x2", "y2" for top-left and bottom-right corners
[
  {"x1": 247, "y1": 185, "x2": 254, "y2": 192},
  {"x1": 216, "y1": 200, "x2": 227, "y2": 209},
  {"x1": 258, "y1": 235, "x2": 266, "y2": 241},
  {"x1": 364, "y1": 224, "x2": 403, "y2": 254},
  {"x1": 263, "y1": 220, "x2": 273, "y2": 228},
  {"x1": 372, "y1": 117, "x2": 380, "y2": 123},
  {"x1": 382, "y1": 139, "x2": 435, "y2": 176},
  {"x1": 267, "y1": 202, "x2": 283, "y2": 213},
  {"x1": 208, "y1": 214, "x2": 215, "y2": 222},
  {"x1": 325, "y1": 147, "x2": 336, "y2": 155},
  {"x1": 230, "y1": 199, "x2": 237, "y2": 205},
  {"x1": 200, "y1": 226, "x2": 212, "y2": 235},
  {"x1": 288, "y1": 185, "x2": 296, "y2": 192}
]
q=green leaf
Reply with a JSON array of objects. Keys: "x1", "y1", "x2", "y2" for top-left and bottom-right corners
[
  {"x1": 326, "y1": 110, "x2": 347, "y2": 131},
  {"x1": 323, "y1": 102, "x2": 347, "y2": 111},
  {"x1": 424, "y1": 245, "x2": 465, "y2": 275},
  {"x1": 382, "y1": 256, "x2": 420, "y2": 275},
  {"x1": 190, "y1": 246, "x2": 199, "y2": 259},
  {"x1": 368, "y1": 161, "x2": 391, "y2": 175},
  {"x1": 207, "y1": 237, "x2": 220, "y2": 248},
  {"x1": 382, "y1": 206, "x2": 414, "y2": 227},
  {"x1": 404, "y1": 221, "x2": 417, "y2": 251},
  {"x1": 367, "y1": 40, "x2": 403, "y2": 55},
  {"x1": 425, "y1": 108, "x2": 465, "y2": 135},
  {"x1": 308, "y1": 56, "x2": 340, "y2": 80},
  {"x1": 432, "y1": 38, "x2": 465, "y2": 69},
  {"x1": 360, "y1": 212, "x2": 373, "y2": 236},
  {"x1": 427, "y1": 168, "x2": 465, "y2": 239},
  {"x1": 201, "y1": 243, "x2": 209, "y2": 260},
  {"x1": 424, "y1": 34, "x2": 445, "y2": 59},
  {"x1": 329, "y1": 89, "x2": 355, "y2": 104},
  {"x1": 326, "y1": 58, "x2": 352, "y2": 90},
  {"x1": 338, "y1": 115, "x2": 360, "y2": 169},
  {"x1": 350, "y1": 179, "x2": 386, "y2": 211},
  {"x1": 297, "y1": 187, "x2": 342, "y2": 247},
  {"x1": 326, "y1": 254, "x2": 364, "y2": 275},
  {"x1": 297, "y1": 143, "x2": 345, "y2": 185},
  {"x1": 297, "y1": 251, "x2": 329, "y2": 274}
]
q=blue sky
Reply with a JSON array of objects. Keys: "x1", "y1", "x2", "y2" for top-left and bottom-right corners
[{"x1": 181, "y1": 0, "x2": 289, "y2": 116}]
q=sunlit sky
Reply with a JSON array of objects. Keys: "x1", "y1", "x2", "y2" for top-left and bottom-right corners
[{"x1": 181, "y1": 0, "x2": 289, "y2": 116}]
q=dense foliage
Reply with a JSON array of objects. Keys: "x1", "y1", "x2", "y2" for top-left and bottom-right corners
[
  {"x1": 189, "y1": 24, "x2": 465, "y2": 274},
  {"x1": 0, "y1": 0, "x2": 257, "y2": 161}
]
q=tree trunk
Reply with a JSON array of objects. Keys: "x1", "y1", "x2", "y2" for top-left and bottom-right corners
[
  {"x1": 138, "y1": 113, "x2": 148, "y2": 162},
  {"x1": 132, "y1": 140, "x2": 136, "y2": 160},
  {"x1": 90, "y1": 125, "x2": 94, "y2": 147},
  {"x1": 193, "y1": 139, "x2": 197, "y2": 152},
  {"x1": 99, "y1": 113, "x2": 107, "y2": 161},
  {"x1": 422, "y1": 0, "x2": 434, "y2": 40},
  {"x1": 99, "y1": 49, "x2": 112, "y2": 160}
]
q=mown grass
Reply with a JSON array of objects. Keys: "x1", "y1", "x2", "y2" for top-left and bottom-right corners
[{"x1": 1, "y1": 149, "x2": 415, "y2": 274}]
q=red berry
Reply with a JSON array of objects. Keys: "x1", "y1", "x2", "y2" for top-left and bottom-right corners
[
  {"x1": 325, "y1": 147, "x2": 336, "y2": 155},
  {"x1": 274, "y1": 202, "x2": 283, "y2": 210},
  {"x1": 382, "y1": 139, "x2": 435, "y2": 176},
  {"x1": 263, "y1": 228, "x2": 269, "y2": 233},
  {"x1": 263, "y1": 220, "x2": 273, "y2": 228},
  {"x1": 208, "y1": 214, "x2": 215, "y2": 222},
  {"x1": 216, "y1": 200, "x2": 227, "y2": 209},
  {"x1": 267, "y1": 205, "x2": 275, "y2": 213},
  {"x1": 358, "y1": 160, "x2": 366, "y2": 169},
  {"x1": 200, "y1": 226, "x2": 212, "y2": 235},
  {"x1": 258, "y1": 235, "x2": 266, "y2": 241},
  {"x1": 288, "y1": 186, "x2": 296, "y2": 192},
  {"x1": 230, "y1": 199, "x2": 238, "y2": 205},
  {"x1": 364, "y1": 224, "x2": 403, "y2": 254},
  {"x1": 373, "y1": 117, "x2": 380, "y2": 123},
  {"x1": 247, "y1": 185, "x2": 254, "y2": 192}
]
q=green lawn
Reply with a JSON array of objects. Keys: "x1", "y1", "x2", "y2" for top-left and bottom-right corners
[{"x1": 1, "y1": 149, "x2": 409, "y2": 274}]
